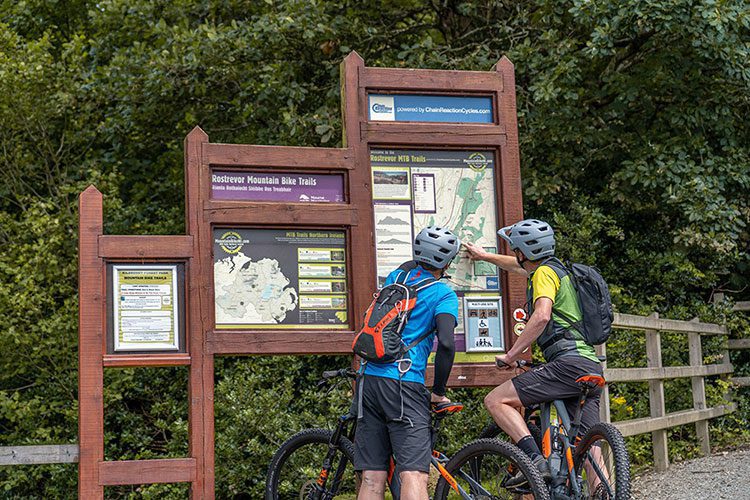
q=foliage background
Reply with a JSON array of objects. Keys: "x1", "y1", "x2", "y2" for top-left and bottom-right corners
[{"x1": 0, "y1": 0, "x2": 748, "y2": 497}]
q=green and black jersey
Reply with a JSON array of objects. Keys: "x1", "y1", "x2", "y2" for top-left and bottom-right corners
[{"x1": 527, "y1": 260, "x2": 599, "y2": 363}]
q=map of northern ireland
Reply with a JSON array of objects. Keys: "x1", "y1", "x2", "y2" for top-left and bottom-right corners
[{"x1": 214, "y1": 253, "x2": 298, "y2": 324}]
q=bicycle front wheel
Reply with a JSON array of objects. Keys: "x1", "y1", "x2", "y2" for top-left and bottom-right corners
[
  {"x1": 434, "y1": 438, "x2": 550, "y2": 500},
  {"x1": 573, "y1": 422, "x2": 630, "y2": 500},
  {"x1": 265, "y1": 428, "x2": 357, "y2": 500}
]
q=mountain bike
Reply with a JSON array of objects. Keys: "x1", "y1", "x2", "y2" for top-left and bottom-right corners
[
  {"x1": 480, "y1": 359, "x2": 630, "y2": 500},
  {"x1": 265, "y1": 368, "x2": 550, "y2": 499}
]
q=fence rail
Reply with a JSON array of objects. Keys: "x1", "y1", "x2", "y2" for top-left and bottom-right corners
[
  {"x1": 0, "y1": 445, "x2": 79, "y2": 465},
  {"x1": 601, "y1": 312, "x2": 734, "y2": 472}
]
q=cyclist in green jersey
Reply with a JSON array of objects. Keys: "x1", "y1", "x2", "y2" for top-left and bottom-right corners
[{"x1": 464, "y1": 219, "x2": 603, "y2": 485}]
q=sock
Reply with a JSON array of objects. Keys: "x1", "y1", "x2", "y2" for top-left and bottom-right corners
[{"x1": 517, "y1": 435, "x2": 542, "y2": 460}]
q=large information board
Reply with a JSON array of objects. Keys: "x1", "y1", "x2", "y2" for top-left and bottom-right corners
[
  {"x1": 78, "y1": 53, "x2": 526, "y2": 499},
  {"x1": 213, "y1": 228, "x2": 348, "y2": 329}
]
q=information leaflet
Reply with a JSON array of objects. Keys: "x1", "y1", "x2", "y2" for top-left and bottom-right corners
[
  {"x1": 213, "y1": 229, "x2": 348, "y2": 329},
  {"x1": 113, "y1": 265, "x2": 179, "y2": 351}
]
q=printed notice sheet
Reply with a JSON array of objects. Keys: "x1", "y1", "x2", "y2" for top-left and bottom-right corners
[{"x1": 113, "y1": 265, "x2": 179, "y2": 351}]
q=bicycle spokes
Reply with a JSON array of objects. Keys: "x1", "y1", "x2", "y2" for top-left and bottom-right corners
[{"x1": 581, "y1": 443, "x2": 616, "y2": 499}]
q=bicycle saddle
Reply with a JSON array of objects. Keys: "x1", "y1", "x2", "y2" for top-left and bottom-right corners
[
  {"x1": 576, "y1": 373, "x2": 606, "y2": 388},
  {"x1": 431, "y1": 401, "x2": 464, "y2": 415}
]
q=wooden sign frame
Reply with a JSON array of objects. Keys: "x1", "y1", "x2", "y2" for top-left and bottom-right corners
[{"x1": 78, "y1": 52, "x2": 526, "y2": 498}]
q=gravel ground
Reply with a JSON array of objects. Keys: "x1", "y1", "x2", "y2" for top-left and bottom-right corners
[{"x1": 631, "y1": 447, "x2": 750, "y2": 499}]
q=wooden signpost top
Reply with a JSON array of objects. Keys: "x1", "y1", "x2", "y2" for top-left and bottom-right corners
[{"x1": 78, "y1": 52, "x2": 526, "y2": 498}]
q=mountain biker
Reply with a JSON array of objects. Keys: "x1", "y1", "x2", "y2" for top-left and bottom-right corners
[
  {"x1": 464, "y1": 219, "x2": 603, "y2": 486},
  {"x1": 355, "y1": 226, "x2": 460, "y2": 500}
]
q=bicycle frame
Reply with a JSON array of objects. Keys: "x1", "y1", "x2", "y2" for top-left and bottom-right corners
[
  {"x1": 532, "y1": 397, "x2": 614, "y2": 499},
  {"x1": 310, "y1": 403, "x2": 487, "y2": 499}
]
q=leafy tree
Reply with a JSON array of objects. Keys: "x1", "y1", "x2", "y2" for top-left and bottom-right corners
[{"x1": 0, "y1": 0, "x2": 748, "y2": 497}]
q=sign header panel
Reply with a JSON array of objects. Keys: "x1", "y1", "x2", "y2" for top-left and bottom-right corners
[
  {"x1": 368, "y1": 94, "x2": 493, "y2": 123},
  {"x1": 213, "y1": 228, "x2": 348, "y2": 330},
  {"x1": 211, "y1": 171, "x2": 345, "y2": 203}
]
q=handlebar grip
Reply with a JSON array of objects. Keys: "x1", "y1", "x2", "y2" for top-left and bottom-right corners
[
  {"x1": 321, "y1": 370, "x2": 340, "y2": 379},
  {"x1": 495, "y1": 358, "x2": 510, "y2": 368},
  {"x1": 495, "y1": 359, "x2": 529, "y2": 368}
]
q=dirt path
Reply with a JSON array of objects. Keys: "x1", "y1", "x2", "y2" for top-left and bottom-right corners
[{"x1": 631, "y1": 447, "x2": 750, "y2": 499}]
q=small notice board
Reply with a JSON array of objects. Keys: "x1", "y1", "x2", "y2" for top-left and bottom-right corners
[{"x1": 108, "y1": 264, "x2": 185, "y2": 353}]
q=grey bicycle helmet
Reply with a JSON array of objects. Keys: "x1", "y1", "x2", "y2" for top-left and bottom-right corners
[
  {"x1": 413, "y1": 226, "x2": 461, "y2": 269},
  {"x1": 498, "y1": 219, "x2": 555, "y2": 261}
]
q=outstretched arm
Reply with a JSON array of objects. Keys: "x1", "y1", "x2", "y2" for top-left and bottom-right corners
[
  {"x1": 463, "y1": 242, "x2": 528, "y2": 277},
  {"x1": 431, "y1": 313, "x2": 456, "y2": 401},
  {"x1": 496, "y1": 297, "x2": 552, "y2": 367}
]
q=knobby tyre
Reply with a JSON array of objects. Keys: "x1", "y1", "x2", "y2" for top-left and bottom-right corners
[
  {"x1": 265, "y1": 428, "x2": 357, "y2": 500},
  {"x1": 434, "y1": 438, "x2": 550, "y2": 500},
  {"x1": 573, "y1": 422, "x2": 631, "y2": 500}
]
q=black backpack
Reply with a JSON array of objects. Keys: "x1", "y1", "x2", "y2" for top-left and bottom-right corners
[
  {"x1": 351, "y1": 268, "x2": 438, "y2": 363},
  {"x1": 545, "y1": 258, "x2": 614, "y2": 346}
]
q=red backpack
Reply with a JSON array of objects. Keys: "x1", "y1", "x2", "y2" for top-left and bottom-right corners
[{"x1": 352, "y1": 270, "x2": 438, "y2": 363}]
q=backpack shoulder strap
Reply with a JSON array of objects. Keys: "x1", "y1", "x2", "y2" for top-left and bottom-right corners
[
  {"x1": 403, "y1": 327, "x2": 436, "y2": 352},
  {"x1": 414, "y1": 276, "x2": 438, "y2": 291},
  {"x1": 540, "y1": 257, "x2": 568, "y2": 280},
  {"x1": 393, "y1": 270, "x2": 409, "y2": 284}
]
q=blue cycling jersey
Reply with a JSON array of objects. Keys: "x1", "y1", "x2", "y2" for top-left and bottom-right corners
[{"x1": 364, "y1": 264, "x2": 459, "y2": 385}]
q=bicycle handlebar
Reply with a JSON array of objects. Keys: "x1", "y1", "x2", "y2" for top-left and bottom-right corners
[
  {"x1": 320, "y1": 368, "x2": 357, "y2": 382},
  {"x1": 495, "y1": 358, "x2": 537, "y2": 369}
]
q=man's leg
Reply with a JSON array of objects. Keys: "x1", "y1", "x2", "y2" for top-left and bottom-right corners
[
  {"x1": 484, "y1": 379, "x2": 530, "y2": 442},
  {"x1": 399, "y1": 471, "x2": 429, "y2": 500},
  {"x1": 358, "y1": 470, "x2": 388, "y2": 500},
  {"x1": 385, "y1": 381, "x2": 432, "y2": 499},
  {"x1": 353, "y1": 376, "x2": 391, "y2": 499}
]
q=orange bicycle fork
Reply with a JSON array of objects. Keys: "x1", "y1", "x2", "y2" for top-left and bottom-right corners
[{"x1": 431, "y1": 450, "x2": 488, "y2": 499}]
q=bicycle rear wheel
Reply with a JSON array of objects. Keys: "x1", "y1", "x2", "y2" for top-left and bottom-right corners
[
  {"x1": 434, "y1": 438, "x2": 550, "y2": 500},
  {"x1": 573, "y1": 422, "x2": 630, "y2": 500},
  {"x1": 265, "y1": 428, "x2": 357, "y2": 500}
]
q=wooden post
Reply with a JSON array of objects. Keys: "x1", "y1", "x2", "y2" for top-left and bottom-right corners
[
  {"x1": 495, "y1": 56, "x2": 527, "y2": 352},
  {"x1": 78, "y1": 186, "x2": 105, "y2": 499},
  {"x1": 688, "y1": 329, "x2": 711, "y2": 455},
  {"x1": 712, "y1": 294, "x2": 734, "y2": 403},
  {"x1": 596, "y1": 343, "x2": 611, "y2": 423},
  {"x1": 645, "y1": 312, "x2": 669, "y2": 471},
  {"x1": 185, "y1": 126, "x2": 210, "y2": 499}
]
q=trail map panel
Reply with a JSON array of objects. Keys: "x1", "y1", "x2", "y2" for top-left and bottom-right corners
[
  {"x1": 213, "y1": 228, "x2": 348, "y2": 329},
  {"x1": 370, "y1": 149, "x2": 499, "y2": 291},
  {"x1": 371, "y1": 149, "x2": 504, "y2": 362}
]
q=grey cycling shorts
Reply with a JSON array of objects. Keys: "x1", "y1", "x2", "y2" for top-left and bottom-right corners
[
  {"x1": 353, "y1": 374, "x2": 432, "y2": 473},
  {"x1": 512, "y1": 355, "x2": 603, "y2": 436}
]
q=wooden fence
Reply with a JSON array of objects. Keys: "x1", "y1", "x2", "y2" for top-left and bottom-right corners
[
  {"x1": 600, "y1": 312, "x2": 738, "y2": 471},
  {"x1": 0, "y1": 311, "x2": 747, "y2": 474}
]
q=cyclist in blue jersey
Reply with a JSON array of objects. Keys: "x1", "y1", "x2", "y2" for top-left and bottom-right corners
[{"x1": 354, "y1": 226, "x2": 460, "y2": 500}]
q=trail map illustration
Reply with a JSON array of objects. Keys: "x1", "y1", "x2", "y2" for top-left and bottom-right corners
[{"x1": 371, "y1": 149, "x2": 499, "y2": 292}]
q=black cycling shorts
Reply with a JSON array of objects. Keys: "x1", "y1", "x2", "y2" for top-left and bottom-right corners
[
  {"x1": 353, "y1": 374, "x2": 431, "y2": 473},
  {"x1": 512, "y1": 355, "x2": 603, "y2": 436}
]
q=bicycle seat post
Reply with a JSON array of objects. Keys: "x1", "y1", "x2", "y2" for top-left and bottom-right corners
[{"x1": 568, "y1": 386, "x2": 588, "y2": 443}]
